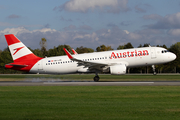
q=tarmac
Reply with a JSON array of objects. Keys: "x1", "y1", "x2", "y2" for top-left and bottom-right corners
[{"x1": 1, "y1": 81, "x2": 180, "y2": 86}]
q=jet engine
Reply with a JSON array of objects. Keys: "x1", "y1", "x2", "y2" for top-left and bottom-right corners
[
  {"x1": 78, "y1": 67, "x2": 90, "y2": 72},
  {"x1": 110, "y1": 64, "x2": 126, "y2": 75}
]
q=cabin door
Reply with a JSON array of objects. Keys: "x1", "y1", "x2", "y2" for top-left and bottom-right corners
[
  {"x1": 38, "y1": 60, "x2": 43, "y2": 72},
  {"x1": 150, "y1": 49, "x2": 156, "y2": 59}
]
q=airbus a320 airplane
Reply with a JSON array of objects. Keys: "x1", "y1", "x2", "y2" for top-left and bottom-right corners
[{"x1": 4, "y1": 34, "x2": 176, "y2": 81}]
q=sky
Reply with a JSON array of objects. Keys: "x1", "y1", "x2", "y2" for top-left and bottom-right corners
[{"x1": 0, "y1": 0, "x2": 180, "y2": 50}]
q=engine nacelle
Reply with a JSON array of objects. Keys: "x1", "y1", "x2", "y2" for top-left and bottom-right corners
[
  {"x1": 110, "y1": 64, "x2": 126, "y2": 75},
  {"x1": 78, "y1": 67, "x2": 90, "y2": 73}
]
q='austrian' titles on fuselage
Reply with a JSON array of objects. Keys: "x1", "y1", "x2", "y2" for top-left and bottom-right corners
[{"x1": 110, "y1": 49, "x2": 149, "y2": 59}]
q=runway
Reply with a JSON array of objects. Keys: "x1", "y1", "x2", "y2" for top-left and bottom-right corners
[{"x1": 1, "y1": 81, "x2": 180, "y2": 86}]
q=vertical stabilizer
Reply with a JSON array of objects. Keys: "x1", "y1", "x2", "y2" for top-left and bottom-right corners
[{"x1": 4, "y1": 34, "x2": 41, "y2": 62}]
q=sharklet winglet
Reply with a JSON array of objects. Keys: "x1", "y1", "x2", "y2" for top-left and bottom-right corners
[{"x1": 63, "y1": 48, "x2": 73, "y2": 59}]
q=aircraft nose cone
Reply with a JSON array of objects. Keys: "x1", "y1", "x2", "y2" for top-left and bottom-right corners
[
  {"x1": 173, "y1": 53, "x2": 176, "y2": 60},
  {"x1": 171, "y1": 53, "x2": 176, "y2": 61}
]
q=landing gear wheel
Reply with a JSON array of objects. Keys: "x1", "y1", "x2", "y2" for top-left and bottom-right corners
[{"x1": 94, "y1": 76, "x2": 99, "y2": 82}]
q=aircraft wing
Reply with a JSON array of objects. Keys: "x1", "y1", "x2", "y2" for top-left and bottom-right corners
[
  {"x1": 72, "y1": 49, "x2": 78, "y2": 55},
  {"x1": 63, "y1": 48, "x2": 108, "y2": 71}
]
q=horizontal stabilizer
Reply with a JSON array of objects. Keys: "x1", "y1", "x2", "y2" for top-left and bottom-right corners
[{"x1": 5, "y1": 64, "x2": 28, "y2": 68}]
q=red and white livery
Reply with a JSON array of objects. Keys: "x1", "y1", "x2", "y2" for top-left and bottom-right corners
[{"x1": 4, "y1": 34, "x2": 176, "y2": 81}]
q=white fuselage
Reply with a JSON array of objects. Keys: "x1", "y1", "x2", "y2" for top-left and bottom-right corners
[{"x1": 30, "y1": 47, "x2": 176, "y2": 74}]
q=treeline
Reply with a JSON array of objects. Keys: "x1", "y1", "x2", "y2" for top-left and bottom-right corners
[{"x1": 0, "y1": 38, "x2": 179, "y2": 74}]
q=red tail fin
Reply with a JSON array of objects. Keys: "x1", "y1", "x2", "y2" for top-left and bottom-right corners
[
  {"x1": 4, "y1": 34, "x2": 43, "y2": 72},
  {"x1": 5, "y1": 34, "x2": 41, "y2": 62}
]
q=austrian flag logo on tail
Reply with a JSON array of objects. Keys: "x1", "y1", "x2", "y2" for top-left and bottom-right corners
[{"x1": 13, "y1": 46, "x2": 24, "y2": 55}]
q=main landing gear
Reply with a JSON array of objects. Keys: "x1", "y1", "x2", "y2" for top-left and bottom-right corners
[
  {"x1": 152, "y1": 65, "x2": 157, "y2": 75},
  {"x1": 94, "y1": 73, "x2": 100, "y2": 82}
]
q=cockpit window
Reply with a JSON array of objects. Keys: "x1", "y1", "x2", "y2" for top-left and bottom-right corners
[{"x1": 161, "y1": 50, "x2": 169, "y2": 53}]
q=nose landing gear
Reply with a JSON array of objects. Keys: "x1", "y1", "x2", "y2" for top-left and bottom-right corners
[{"x1": 152, "y1": 65, "x2": 157, "y2": 75}]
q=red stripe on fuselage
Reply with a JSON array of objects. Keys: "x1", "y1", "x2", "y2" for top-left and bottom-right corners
[{"x1": 6, "y1": 53, "x2": 43, "y2": 72}]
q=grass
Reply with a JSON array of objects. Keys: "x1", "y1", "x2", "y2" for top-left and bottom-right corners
[
  {"x1": 0, "y1": 74, "x2": 180, "y2": 81},
  {"x1": 0, "y1": 86, "x2": 180, "y2": 120}
]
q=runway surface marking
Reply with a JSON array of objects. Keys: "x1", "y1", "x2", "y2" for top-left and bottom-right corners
[
  {"x1": 1, "y1": 81, "x2": 180, "y2": 86},
  {"x1": 43, "y1": 82, "x2": 154, "y2": 84},
  {"x1": 42, "y1": 81, "x2": 155, "y2": 86}
]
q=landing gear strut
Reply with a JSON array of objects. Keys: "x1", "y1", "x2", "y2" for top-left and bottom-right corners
[
  {"x1": 152, "y1": 65, "x2": 157, "y2": 75},
  {"x1": 94, "y1": 73, "x2": 100, "y2": 82}
]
